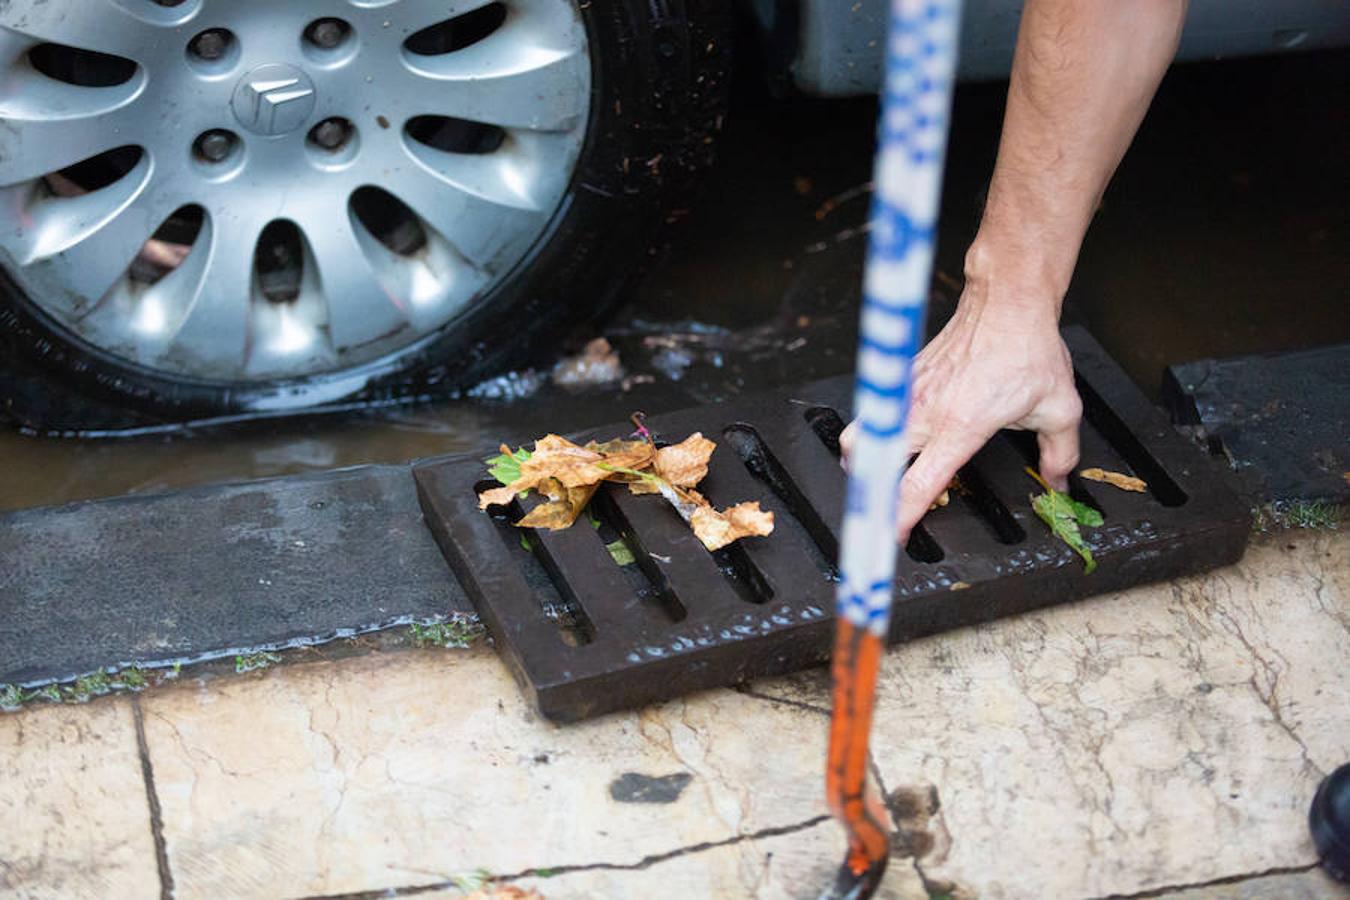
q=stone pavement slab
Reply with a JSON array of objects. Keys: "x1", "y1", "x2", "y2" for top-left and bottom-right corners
[
  {"x1": 0, "y1": 699, "x2": 160, "y2": 899},
  {"x1": 137, "y1": 648, "x2": 831, "y2": 899},
  {"x1": 754, "y1": 532, "x2": 1350, "y2": 899}
]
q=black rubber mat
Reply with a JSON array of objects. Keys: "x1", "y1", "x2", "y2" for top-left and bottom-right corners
[
  {"x1": 0, "y1": 466, "x2": 472, "y2": 686},
  {"x1": 415, "y1": 327, "x2": 1251, "y2": 722},
  {"x1": 1164, "y1": 342, "x2": 1349, "y2": 504}
]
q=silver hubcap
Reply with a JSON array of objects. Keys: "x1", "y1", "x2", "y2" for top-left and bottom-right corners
[{"x1": 0, "y1": 0, "x2": 592, "y2": 381}]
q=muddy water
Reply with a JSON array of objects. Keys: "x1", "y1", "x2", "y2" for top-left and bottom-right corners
[{"x1": 2, "y1": 50, "x2": 1347, "y2": 514}]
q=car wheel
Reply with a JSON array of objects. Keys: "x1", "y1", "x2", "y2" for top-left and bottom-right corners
[{"x1": 0, "y1": 0, "x2": 727, "y2": 420}]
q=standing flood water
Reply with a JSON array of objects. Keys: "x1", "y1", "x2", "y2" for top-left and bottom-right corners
[{"x1": 2, "y1": 50, "x2": 1347, "y2": 513}]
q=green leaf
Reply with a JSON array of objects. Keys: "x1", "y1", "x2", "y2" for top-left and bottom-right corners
[
  {"x1": 1031, "y1": 490, "x2": 1099, "y2": 574},
  {"x1": 485, "y1": 446, "x2": 531, "y2": 487},
  {"x1": 519, "y1": 533, "x2": 534, "y2": 552},
  {"x1": 605, "y1": 538, "x2": 636, "y2": 566},
  {"x1": 587, "y1": 506, "x2": 602, "y2": 529},
  {"x1": 1067, "y1": 496, "x2": 1104, "y2": 527}
]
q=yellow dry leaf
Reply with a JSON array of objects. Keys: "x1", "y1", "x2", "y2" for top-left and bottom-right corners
[
  {"x1": 628, "y1": 480, "x2": 661, "y2": 496},
  {"x1": 517, "y1": 435, "x2": 607, "y2": 489},
  {"x1": 1080, "y1": 467, "x2": 1147, "y2": 493},
  {"x1": 516, "y1": 479, "x2": 599, "y2": 531},
  {"x1": 653, "y1": 432, "x2": 717, "y2": 487},
  {"x1": 689, "y1": 501, "x2": 774, "y2": 551},
  {"x1": 478, "y1": 483, "x2": 519, "y2": 510},
  {"x1": 583, "y1": 438, "x2": 656, "y2": 477},
  {"x1": 508, "y1": 435, "x2": 656, "y2": 494},
  {"x1": 930, "y1": 489, "x2": 949, "y2": 510}
]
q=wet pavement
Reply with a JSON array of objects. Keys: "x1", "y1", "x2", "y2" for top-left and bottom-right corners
[{"x1": 2, "y1": 49, "x2": 1347, "y2": 513}]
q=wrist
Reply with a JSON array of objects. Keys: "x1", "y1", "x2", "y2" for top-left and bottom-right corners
[{"x1": 960, "y1": 237, "x2": 1067, "y2": 324}]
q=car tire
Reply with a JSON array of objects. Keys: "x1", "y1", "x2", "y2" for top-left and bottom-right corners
[{"x1": 0, "y1": 0, "x2": 729, "y2": 425}]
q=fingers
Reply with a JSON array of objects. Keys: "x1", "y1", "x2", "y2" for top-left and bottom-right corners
[
  {"x1": 1034, "y1": 393, "x2": 1083, "y2": 490},
  {"x1": 1036, "y1": 425, "x2": 1080, "y2": 491},
  {"x1": 896, "y1": 429, "x2": 986, "y2": 543},
  {"x1": 839, "y1": 419, "x2": 857, "y2": 469}
]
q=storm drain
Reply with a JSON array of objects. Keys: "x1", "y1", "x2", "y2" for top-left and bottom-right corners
[{"x1": 414, "y1": 327, "x2": 1250, "y2": 721}]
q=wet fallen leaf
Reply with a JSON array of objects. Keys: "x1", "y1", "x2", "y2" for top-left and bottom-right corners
[
  {"x1": 606, "y1": 538, "x2": 636, "y2": 566},
  {"x1": 602, "y1": 465, "x2": 774, "y2": 551},
  {"x1": 1080, "y1": 467, "x2": 1147, "y2": 493},
  {"x1": 478, "y1": 483, "x2": 520, "y2": 510},
  {"x1": 518, "y1": 435, "x2": 608, "y2": 489},
  {"x1": 690, "y1": 501, "x2": 775, "y2": 551},
  {"x1": 552, "y1": 336, "x2": 623, "y2": 387},
  {"x1": 482, "y1": 423, "x2": 771, "y2": 551},
  {"x1": 582, "y1": 438, "x2": 655, "y2": 477},
  {"x1": 517, "y1": 479, "x2": 598, "y2": 531},
  {"x1": 653, "y1": 432, "x2": 716, "y2": 487},
  {"x1": 486, "y1": 445, "x2": 531, "y2": 487},
  {"x1": 481, "y1": 435, "x2": 654, "y2": 512},
  {"x1": 1027, "y1": 467, "x2": 1102, "y2": 574}
]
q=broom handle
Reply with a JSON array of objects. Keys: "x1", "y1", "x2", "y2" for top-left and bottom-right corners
[{"x1": 825, "y1": 1, "x2": 962, "y2": 895}]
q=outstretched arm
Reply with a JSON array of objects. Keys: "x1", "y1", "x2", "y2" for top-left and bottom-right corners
[{"x1": 845, "y1": 0, "x2": 1188, "y2": 541}]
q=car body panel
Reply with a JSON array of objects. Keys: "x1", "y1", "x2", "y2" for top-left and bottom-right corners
[{"x1": 778, "y1": 0, "x2": 1350, "y2": 95}]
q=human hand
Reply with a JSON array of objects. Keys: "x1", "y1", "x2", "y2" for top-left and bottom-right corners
[{"x1": 842, "y1": 282, "x2": 1082, "y2": 543}]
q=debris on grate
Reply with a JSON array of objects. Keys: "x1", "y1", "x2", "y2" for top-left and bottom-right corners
[{"x1": 414, "y1": 327, "x2": 1250, "y2": 721}]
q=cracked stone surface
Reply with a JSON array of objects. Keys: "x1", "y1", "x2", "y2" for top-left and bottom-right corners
[
  {"x1": 0, "y1": 699, "x2": 159, "y2": 899},
  {"x1": 137, "y1": 647, "x2": 832, "y2": 899},
  {"x1": 754, "y1": 532, "x2": 1350, "y2": 899},
  {"x1": 430, "y1": 818, "x2": 931, "y2": 899},
  {"x1": 1150, "y1": 868, "x2": 1348, "y2": 899}
]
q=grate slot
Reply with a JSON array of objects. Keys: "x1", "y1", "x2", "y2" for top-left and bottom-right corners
[
  {"x1": 704, "y1": 433, "x2": 839, "y2": 596},
  {"x1": 477, "y1": 482, "x2": 595, "y2": 646},
  {"x1": 749, "y1": 412, "x2": 847, "y2": 546},
  {"x1": 803, "y1": 406, "x2": 847, "y2": 455},
  {"x1": 713, "y1": 544, "x2": 774, "y2": 605},
  {"x1": 954, "y1": 461, "x2": 1027, "y2": 545},
  {"x1": 527, "y1": 498, "x2": 679, "y2": 640},
  {"x1": 723, "y1": 423, "x2": 839, "y2": 576},
  {"x1": 1005, "y1": 430, "x2": 1106, "y2": 517},
  {"x1": 607, "y1": 484, "x2": 758, "y2": 618},
  {"x1": 591, "y1": 488, "x2": 687, "y2": 623},
  {"x1": 795, "y1": 406, "x2": 945, "y2": 565},
  {"x1": 1076, "y1": 374, "x2": 1188, "y2": 507}
]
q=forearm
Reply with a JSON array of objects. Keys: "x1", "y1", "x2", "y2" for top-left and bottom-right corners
[{"x1": 967, "y1": 0, "x2": 1188, "y2": 309}]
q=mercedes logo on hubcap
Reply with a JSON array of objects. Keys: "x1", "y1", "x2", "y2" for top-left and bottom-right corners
[{"x1": 231, "y1": 63, "x2": 317, "y2": 136}]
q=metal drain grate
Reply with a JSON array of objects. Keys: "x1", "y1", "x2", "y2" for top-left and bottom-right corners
[{"x1": 414, "y1": 327, "x2": 1250, "y2": 721}]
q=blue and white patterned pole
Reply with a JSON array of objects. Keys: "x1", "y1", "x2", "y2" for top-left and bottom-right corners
[{"x1": 825, "y1": 1, "x2": 962, "y2": 894}]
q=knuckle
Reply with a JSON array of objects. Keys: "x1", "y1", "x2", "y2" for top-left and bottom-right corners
[
  {"x1": 903, "y1": 463, "x2": 941, "y2": 496},
  {"x1": 840, "y1": 420, "x2": 858, "y2": 451}
]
